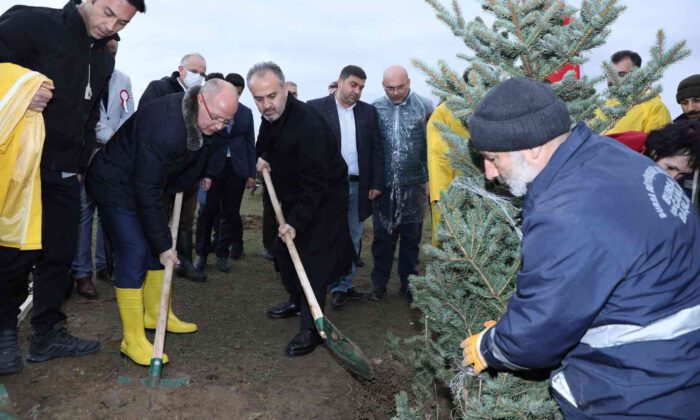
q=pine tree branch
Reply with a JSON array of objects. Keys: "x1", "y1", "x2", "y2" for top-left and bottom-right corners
[
  {"x1": 547, "y1": 1, "x2": 620, "y2": 82},
  {"x1": 442, "y1": 205, "x2": 507, "y2": 311},
  {"x1": 469, "y1": 206, "x2": 478, "y2": 259},
  {"x1": 506, "y1": 0, "x2": 533, "y2": 77},
  {"x1": 498, "y1": 262, "x2": 520, "y2": 296}
]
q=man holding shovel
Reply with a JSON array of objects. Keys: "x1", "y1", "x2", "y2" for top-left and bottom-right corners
[
  {"x1": 86, "y1": 79, "x2": 238, "y2": 365},
  {"x1": 247, "y1": 62, "x2": 353, "y2": 357}
]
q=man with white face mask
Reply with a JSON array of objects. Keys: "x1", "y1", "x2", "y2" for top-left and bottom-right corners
[
  {"x1": 136, "y1": 53, "x2": 209, "y2": 282},
  {"x1": 138, "y1": 52, "x2": 206, "y2": 108},
  {"x1": 463, "y1": 77, "x2": 700, "y2": 418}
]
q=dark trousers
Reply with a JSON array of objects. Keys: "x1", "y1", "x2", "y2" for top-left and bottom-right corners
[
  {"x1": 370, "y1": 210, "x2": 423, "y2": 292},
  {"x1": 273, "y1": 238, "x2": 326, "y2": 332},
  {"x1": 196, "y1": 161, "x2": 247, "y2": 257},
  {"x1": 99, "y1": 206, "x2": 162, "y2": 289},
  {"x1": 0, "y1": 170, "x2": 80, "y2": 333},
  {"x1": 164, "y1": 182, "x2": 199, "y2": 231},
  {"x1": 262, "y1": 188, "x2": 278, "y2": 251}
]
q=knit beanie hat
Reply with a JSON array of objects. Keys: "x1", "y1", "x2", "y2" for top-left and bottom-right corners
[
  {"x1": 469, "y1": 77, "x2": 571, "y2": 152},
  {"x1": 676, "y1": 74, "x2": 700, "y2": 103}
]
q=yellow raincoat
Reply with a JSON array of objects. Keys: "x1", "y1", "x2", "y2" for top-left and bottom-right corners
[
  {"x1": 0, "y1": 63, "x2": 51, "y2": 250},
  {"x1": 427, "y1": 102, "x2": 469, "y2": 246},
  {"x1": 596, "y1": 96, "x2": 671, "y2": 135}
]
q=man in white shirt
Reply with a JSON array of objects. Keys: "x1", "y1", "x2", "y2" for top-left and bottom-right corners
[{"x1": 308, "y1": 65, "x2": 384, "y2": 308}]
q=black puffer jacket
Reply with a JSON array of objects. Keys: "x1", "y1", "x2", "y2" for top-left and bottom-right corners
[
  {"x1": 137, "y1": 71, "x2": 183, "y2": 109},
  {"x1": 87, "y1": 88, "x2": 222, "y2": 255},
  {"x1": 0, "y1": 1, "x2": 114, "y2": 173}
]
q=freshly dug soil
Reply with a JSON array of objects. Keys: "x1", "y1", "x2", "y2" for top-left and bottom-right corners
[{"x1": 1, "y1": 194, "x2": 425, "y2": 419}]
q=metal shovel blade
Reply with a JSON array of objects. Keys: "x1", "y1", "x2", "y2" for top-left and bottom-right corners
[{"x1": 317, "y1": 317, "x2": 374, "y2": 380}]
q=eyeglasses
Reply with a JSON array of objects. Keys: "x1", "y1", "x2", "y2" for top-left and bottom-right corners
[
  {"x1": 383, "y1": 83, "x2": 407, "y2": 93},
  {"x1": 201, "y1": 95, "x2": 233, "y2": 126}
]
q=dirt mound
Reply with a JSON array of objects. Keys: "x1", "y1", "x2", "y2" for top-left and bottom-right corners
[{"x1": 352, "y1": 358, "x2": 411, "y2": 419}]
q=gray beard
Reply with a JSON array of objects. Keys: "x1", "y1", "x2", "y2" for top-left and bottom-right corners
[{"x1": 501, "y1": 152, "x2": 538, "y2": 197}]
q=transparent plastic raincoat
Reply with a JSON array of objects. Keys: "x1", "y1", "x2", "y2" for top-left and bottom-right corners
[{"x1": 372, "y1": 91, "x2": 434, "y2": 233}]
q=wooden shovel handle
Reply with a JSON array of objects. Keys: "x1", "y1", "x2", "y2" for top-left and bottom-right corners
[
  {"x1": 152, "y1": 192, "x2": 183, "y2": 359},
  {"x1": 262, "y1": 168, "x2": 326, "y2": 335}
]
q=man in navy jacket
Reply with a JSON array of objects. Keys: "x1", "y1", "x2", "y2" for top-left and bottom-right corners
[
  {"x1": 195, "y1": 73, "x2": 256, "y2": 272},
  {"x1": 138, "y1": 53, "x2": 208, "y2": 282},
  {"x1": 87, "y1": 79, "x2": 238, "y2": 366},
  {"x1": 462, "y1": 77, "x2": 700, "y2": 418},
  {"x1": 307, "y1": 65, "x2": 384, "y2": 308}
]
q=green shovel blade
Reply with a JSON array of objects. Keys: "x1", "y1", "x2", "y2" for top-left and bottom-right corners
[
  {"x1": 315, "y1": 317, "x2": 374, "y2": 380},
  {"x1": 0, "y1": 384, "x2": 14, "y2": 420}
]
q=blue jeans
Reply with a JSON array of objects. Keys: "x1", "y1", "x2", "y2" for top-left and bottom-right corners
[
  {"x1": 331, "y1": 181, "x2": 364, "y2": 293},
  {"x1": 98, "y1": 206, "x2": 162, "y2": 289},
  {"x1": 71, "y1": 184, "x2": 106, "y2": 278}
]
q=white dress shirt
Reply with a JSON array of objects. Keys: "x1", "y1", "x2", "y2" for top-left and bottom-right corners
[{"x1": 335, "y1": 97, "x2": 359, "y2": 176}]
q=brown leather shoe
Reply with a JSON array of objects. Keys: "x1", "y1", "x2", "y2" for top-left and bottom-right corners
[{"x1": 75, "y1": 276, "x2": 98, "y2": 299}]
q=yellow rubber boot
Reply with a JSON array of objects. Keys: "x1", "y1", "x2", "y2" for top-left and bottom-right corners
[
  {"x1": 143, "y1": 270, "x2": 198, "y2": 333},
  {"x1": 115, "y1": 287, "x2": 169, "y2": 366}
]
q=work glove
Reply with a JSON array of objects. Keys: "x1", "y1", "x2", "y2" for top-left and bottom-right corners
[{"x1": 460, "y1": 320, "x2": 497, "y2": 375}]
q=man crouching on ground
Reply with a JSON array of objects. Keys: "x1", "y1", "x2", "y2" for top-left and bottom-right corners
[
  {"x1": 461, "y1": 77, "x2": 700, "y2": 418},
  {"x1": 86, "y1": 79, "x2": 238, "y2": 365}
]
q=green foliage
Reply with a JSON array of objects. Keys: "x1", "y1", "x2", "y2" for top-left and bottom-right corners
[{"x1": 393, "y1": 0, "x2": 689, "y2": 418}]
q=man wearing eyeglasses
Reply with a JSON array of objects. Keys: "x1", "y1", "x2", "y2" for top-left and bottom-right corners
[
  {"x1": 370, "y1": 65, "x2": 434, "y2": 303},
  {"x1": 137, "y1": 53, "x2": 209, "y2": 282},
  {"x1": 86, "y1": 79, "x2": 238, "y2": 366},
  {"x1": 597, "y1": 50, "x2": 672, "y2": 135}
]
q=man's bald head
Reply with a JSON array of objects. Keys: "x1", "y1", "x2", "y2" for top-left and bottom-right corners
[
  {"x1": 382, "y1": 65, "x2": 411, "y2": 104},
  {"x1": 383, "y1": 65, "x2": 408, "y2": 81},
  {"x1": 178, "y1": 53, "x2": 207, "y2": 86},
  {"x1": 197, "y1": 79, "x2": 239, "y2": 135}
]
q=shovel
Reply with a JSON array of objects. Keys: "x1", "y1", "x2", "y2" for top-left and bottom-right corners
[
  {"x1": 262, "y1": 167, "x2": 374, "y2": 380},
  {"x1": 117, "y1": 191, "x2": 189, "y2": 388}
]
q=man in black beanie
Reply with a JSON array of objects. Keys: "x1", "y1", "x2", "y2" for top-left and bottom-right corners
[
  {"x1": 674, "y1": 74, "x2": 700, "y2": 208},
  {"x1": 675, "y1": 74, "x2": 700, "y2": 122},
  {"x1": 461, "y1": 77, "x2": 700, "y2": 418}
]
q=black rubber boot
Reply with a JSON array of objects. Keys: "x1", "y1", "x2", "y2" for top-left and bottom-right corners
[{"x1": 175, "y1": 229, "x2": 206, "y2": 282}]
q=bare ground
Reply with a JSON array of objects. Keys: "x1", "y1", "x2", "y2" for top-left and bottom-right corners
[{"x1": 1, "y1": 192, "x2": 427, "y2": 419}]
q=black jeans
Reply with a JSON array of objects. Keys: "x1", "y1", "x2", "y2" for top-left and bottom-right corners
[
  {"x1": 370, "y1": 204, "x2": 423, "y2": 292},
  {"x1": 195, "y1": 160, "x2": 247, "y2": 257},
  {"x1": 0, "y1": 170, "x2": 80, "y2": 333}
]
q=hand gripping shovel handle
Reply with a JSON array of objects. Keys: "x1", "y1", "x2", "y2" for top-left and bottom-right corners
[
  {"x1": 261, "y1": 168, "x2": 327, "y2": 339},
  {"x1": 149, "y1": 192, "x2": 183, "y2": 380}
]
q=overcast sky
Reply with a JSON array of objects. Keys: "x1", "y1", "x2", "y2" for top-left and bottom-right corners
[{"x1": 8, "y1": 0, "x2": 700, "y2": 124}]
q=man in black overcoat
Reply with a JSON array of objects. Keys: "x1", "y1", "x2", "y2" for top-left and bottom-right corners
[{"x1": 247, "y1": 62, "x2": 352, "y2": 356}]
